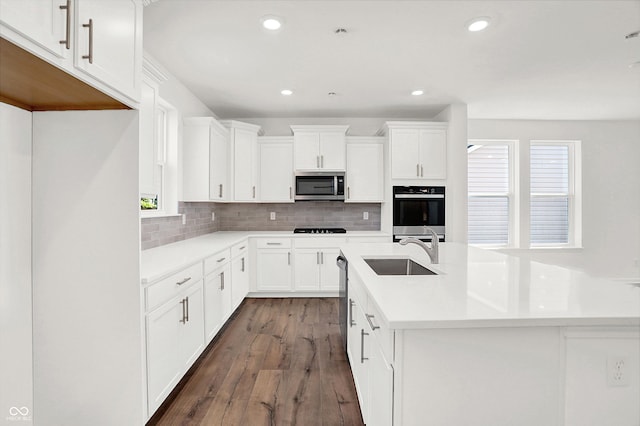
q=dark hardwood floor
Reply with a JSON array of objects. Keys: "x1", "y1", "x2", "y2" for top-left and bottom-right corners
[{"x1": 148, "y1": 298, "x2": 364, "y2": 426}]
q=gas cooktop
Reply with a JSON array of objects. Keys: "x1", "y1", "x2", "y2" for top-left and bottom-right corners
[{"x1": 293, "y1": 227, "x2": 347, "y2": 234}]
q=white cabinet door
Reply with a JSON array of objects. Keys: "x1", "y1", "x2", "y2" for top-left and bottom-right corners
[
  {"x1": 139, "y1": 77, "x2": 158, "y2": 196},
  {"x1": 146, "y1": 296, "x2": 183, "y2": 414},
  {"x1": 419, "y1": 128, "x2": 447, "y2": 179},
  {"x1": 294, "y1": 249, "x2": 321, "y2": 291},
  {"x1": 391, "y1": 129, "x2": 421, "y2": 179},
  {"x1": 319, "y1": 248, "x2": 340, "y2": 291},
  {"x1": 74, "y1": 0, "x2": 141, "y2": 101},
  {"x1": 0, "y1": 0, "x2": 68, "y2": 58},
  {"x1": 178, "y1": 283, "x2": 205, "y2": 371},
  {"x1": 204, "y1": 269, "x2": 224, "y2": 342},
  {"x1": 233, "y1": 128, "x2": 258, "y2": 201},
  {"x1": 231, "y1": 253, "x2": 249, "y2": 310},
  {"x1": 182, "y1": 119, "x2": 212, "y2": 201},
  {"x1": 319, "y1": 132, "x2": 346, "y2": 170},
  {"x1": 210, "y1": 124, "x2": 229, "y2": 200},
  {"x1": 367, "y1": 332, "x2": 394, "y2": 426},
  {"x1": 259, "y1": 140, "x2": 294, "y2": 202},
  {"x1": 294, "y1": 132, "x2": 320, "y2": 170},
  {"x1": 353, "y1": 303, "x2": 371, "y2": 424},
  {"x1": 346, "y1": 142, "x2": 384, "y2": 202},
  {"x1": 256, "y1": 249, "x2": 292, "y2": 291}
]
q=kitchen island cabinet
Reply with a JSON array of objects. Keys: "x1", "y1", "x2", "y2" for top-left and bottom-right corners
[{"x1": 341, "y1": 242, "x2": 640, "y2": 426}]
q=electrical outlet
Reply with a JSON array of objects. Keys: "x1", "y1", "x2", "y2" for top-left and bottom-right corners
[
  {"x1": 363, "y1": 211, "x2": 369, "y2": 220},
  {"x1": 270, "y1": 212, "x2": 276, "y2": 221},
  {"x1": 607, "y1": 356, "x2": 629, "y2": 387},
  {"x1": 211, "y1": 212, "x2": 215, "y2": 221},
  {"x1": 181, "y1": 214, "x2": 186, "y2": 225}
]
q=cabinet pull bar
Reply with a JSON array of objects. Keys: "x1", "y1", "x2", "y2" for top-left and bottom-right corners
[
  {"x1": 421, "y1": 164, "x2": 424, "y2": 177},
  {"x1": 289, "y1": 186, "x2": 292, "y2": 199},
  {"x1": 253, "y1": 186, "x2": 256, "y2": 198},
  {"x1": 241, "y1": 257, "x2": 245, "y2": 272},
  {"x1": 288, "y1": 252, "x2": 291, "y2": 265},
  {"x1": 321, "y1": 155, "x2": 324, "y2": 168},
  {"x1": 216, "y1": 257, "x2": 226, "y2": 263},
  {"x1": 220, "y1": 271, "x2": 225, "y2": 290},
  {"x1": 176, "y1": 277, "x2": 191, "y2": 286},
  {"x1": 321, "y1": 252, "x2": 324, "y2": 264},
  {"x1": 347, "y1": 187, "x2": 350, "y2": 199},
  {"x1": 82, "y1": 19, "x2": 93, "y2": 64},
  {"x1": 180, "y1": 299, "x2": 186, "y2": 324},
  {"x1": 349, "y1": 299, "x2": 356, "y2": 326},
  {"x1": 317, "y1": 252, "x2": 320, "y2": 264},
  {"x1": 59, "y1": 0, "x2": 71, "y2": 49},
  {"x1": 416, "y1": 164, "x2": 420, "y2": 177},
  {"x1": 219, "y1": 184, "x2": 223, "y2": 198},
  {"x1": 185, "y1": 296, "x2": 190, "y2": 322},
  {"x1": 365, "y1": 313, "x2": 380, "y2": 330},
  {"x1": 360, "y1": 329, "x2": 369, "y2": 363},
  {"x1": 239, "y1": 246, "x2": 246, "y2": 250},
  {"x1": 266, "y1": 242, "x2": 282, "y2": 246}
]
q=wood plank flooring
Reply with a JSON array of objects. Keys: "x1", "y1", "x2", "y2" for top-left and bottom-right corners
[{"x1": 147, "y1": 298, "x2": 364, "y2": 426}]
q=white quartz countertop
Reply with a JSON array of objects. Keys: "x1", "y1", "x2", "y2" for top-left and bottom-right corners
[
  {"x1": 141, "y1": 230, "x2": 389, "y2": 284},
  {"x1": 340, "y1": 242, "x2": 640, "y2": 329}
]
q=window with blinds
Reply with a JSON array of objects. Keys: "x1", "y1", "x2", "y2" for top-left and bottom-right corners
[
  {"x1": 468, "y1": 143, "x2": 512, "y2": 245},
  {"x1": 530, "y1": 144, "x2": 570, "y2": 245}
]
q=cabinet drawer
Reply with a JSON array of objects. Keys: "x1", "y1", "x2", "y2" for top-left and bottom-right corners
[
  {"x1": 146, "y1": 262, "x2": 202, "y2": 311},
  {"x1": 294, "y1": 237, "x2": 346, "y2": 248},
  {"x1": 256, "y1": 238, "x2": 291, "y2": 249},
  {"x1": 364, "y1": 300, "x2": 394, "y2": 364},
  {"x1": 231, "y1": 240, "x2": 248, "y2": 258},
  {"x1": 204, "y1": 249, "x2": 231, "y2": 275},
  {"x1": 348, "y1": 272, "x2": 368, "y2": 309}
]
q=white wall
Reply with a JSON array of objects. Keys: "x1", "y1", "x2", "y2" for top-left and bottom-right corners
[
  {"x1": 468, "y1": 119, "x2": 640, "y2": 279},
  {"x1": 0, "y1": 103, "x2": 33, "y2": 424}
]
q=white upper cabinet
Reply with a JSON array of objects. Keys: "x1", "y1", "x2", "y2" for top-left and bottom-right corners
[
  {"x1": 258, "y1": 137, "x2": 294, "y2": 203},
  {"x1": 182, "y1": 117, "x2": 229, "y2": 201},
  {"x1": 0, "y1": 0, "x2": 142, "y2": 105},
  {"x1": 139, "y1": 77, "x2": 158, "y2": 196},
  {"x1": 221, "y1": 120, "x2": 262, "y2": 202},
  {"x1": 386, "y1": 122, "x2": 447, "y2": 180},
  {"x1": 0, "y1": 0, "x2": 69, "y2": 59},
  {"x1": 291, "y1": 125, "x2": 349, "y2": 171},
  {"x1": 346, "y1": 138, "x2": 384, "y2": 202}
]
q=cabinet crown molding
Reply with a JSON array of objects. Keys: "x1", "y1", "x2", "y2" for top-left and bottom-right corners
[
  {"x1": 142, "y1": 55, "x2": 169, "y2": 84},
  {"x1": 219, "y1": 120, "x2": 263, "y2": 135},
  {"x1": 290, "y1": 125, "x2": 350, "y2": 135},
  {"x1": 377, "y1": 121, "x2": 448, "y2": 136}
]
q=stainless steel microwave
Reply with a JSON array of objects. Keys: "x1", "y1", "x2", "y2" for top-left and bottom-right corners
[{"x1": 294, "y1": 172, "x2": 345, "y2": 201}]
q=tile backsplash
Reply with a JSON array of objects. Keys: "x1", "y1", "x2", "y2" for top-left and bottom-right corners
[{"x1": 141, "y1": 201, "x2": 381, "y2": 250}]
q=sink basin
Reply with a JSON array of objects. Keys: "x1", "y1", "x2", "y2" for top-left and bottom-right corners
[{"x1": 363, "y1": 258, "x2": 437, "y2": 276}]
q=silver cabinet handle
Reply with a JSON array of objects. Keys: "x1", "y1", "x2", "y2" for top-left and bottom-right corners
[
  {"x1": 321, "y1": 252, "x2": 324, "y2": 264},
  {"x1": 288, "y1": 252, "x2": 291, "y2": 265},
  {"x1": 316, "y1": 251, "x2": 320, "y2": 265},
  {"x1": 253, "y1": 186, "x2": 256, "y2": 198},
  {"x1": 347, "y1": 187, "x2": 350, "y2": 199},
  {"x1": 266, "y1": 242, "x2": 282, "y2": 246},
  {"x1": 241, "y1": 257, "x2": 245, "y2": 272},
  {"x1": 421, "y1": 164, "x2": 424, "y2": 177},
  {"x1": 82, "y1": 19, "x2": 94, "y2": 64},
  {"x1": 321, "y1": 155, "x2": 324, "y2": 168},
  {"x1": 349, "y1": 299, "x2": 356, "y2": 327},
  {"x1": 219, "y1": 184, "x2": 223, "y2": 198},
  {"x1": 289, "y1": 186, "x2": 292, "y2": 200},
  {"x1": 239, "y1": 246, "x2": 246, "y2": 250},
  {"x1": 360, "y1": 329, "x2": 369, "y2": 363},
  {"x1": 216, "y1": 257, "x2": 226, "y2": 263},
  {"x1": 180, "y1": 298, "x2": 186, "y2": 324},
  {"x1": 176, "y1": 277, "x2": 191, "y2": 286},
  {"x1": 366, "y1": 313, "x2": 380, "y2": 330},
  {"x1": 416, "y1": 163, "x2": 420, "y2": 177},
  {"x1": 220, "y1": 271, "x2": 224, "y2": 290},
  {"x1": 185, "y1": 296, "x2": 190, "y2": 322},
  {"x1": 59, "y1": 0, "x2": 71, "y2": 49},
  {"x1": 316, "y1": 155, "x2": 320, "y2": 168}
]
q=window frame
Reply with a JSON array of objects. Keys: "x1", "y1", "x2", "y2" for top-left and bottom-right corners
[
  {"x1": 529, "y1": 140, "x2": 582, "y2": 249},
  {"x1": 467, "y1": 139, "x2": 519, "y2": 248}
]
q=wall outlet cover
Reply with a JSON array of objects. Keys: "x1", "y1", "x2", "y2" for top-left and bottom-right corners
[
  {"x1": 270, "y1": 212, "x2": 276, "y2": 221},
  {"x1": 607, "y1": 356, "x2": 629, "y2": 387},
  {"x1": 182, "y1": 214, "x2": 186, "y2": 225},
  {"x1": 211, "y1": 212, "x2": 215, "y2": 221},
  {"x1": 363, "y1": 212, "x2": 369, "y2": 220}
]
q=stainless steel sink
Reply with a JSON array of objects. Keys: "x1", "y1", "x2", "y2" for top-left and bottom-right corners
[{"x1": 363, "y1": 258, "x2": 438, "y2": 276}]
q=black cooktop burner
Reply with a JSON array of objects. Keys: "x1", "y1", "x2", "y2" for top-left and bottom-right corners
[{"x1": 293, "y1": 227, "x2": 347, "y2": 234}]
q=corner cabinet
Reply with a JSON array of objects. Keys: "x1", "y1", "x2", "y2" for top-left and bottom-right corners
[
  {"x1": 384, "y1": 121, "x2": 447, "y2": 180},
  {"x1": 291, "y1": 125, "x2": 349, "y2": 171},
  {"x1": 0, "y1": 0, "x2": 143, "y2": 105},
  {"x1": 258, "y1": 137, "x2": 294, "y2": 202},
  {"x1": 345, "y1": 137, "x2": 384, "y2": 202},
  {"x1": 221, "y1": 120, "x2": 263, "y2": 202},
  {"x1": 182, "y1": 117, "x2": 230, "y2": 201}
]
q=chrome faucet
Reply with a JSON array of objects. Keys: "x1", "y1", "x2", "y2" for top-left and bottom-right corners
[{"x1": 399, "y1": 229, "x2": 439, "y2": 264}]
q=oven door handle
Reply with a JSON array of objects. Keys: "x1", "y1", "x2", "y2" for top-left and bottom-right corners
[{"x1": 394, "y1": 194, "x2": 444, "y2": 199}]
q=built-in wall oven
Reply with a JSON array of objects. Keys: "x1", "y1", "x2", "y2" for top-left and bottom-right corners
[{"x1": 393, "y1": 186, "x2": 446, "y2": 242}]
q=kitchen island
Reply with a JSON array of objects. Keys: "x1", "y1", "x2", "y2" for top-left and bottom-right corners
[{"x1": 340, "y1": 242, "x2": 640, "y2": 426}]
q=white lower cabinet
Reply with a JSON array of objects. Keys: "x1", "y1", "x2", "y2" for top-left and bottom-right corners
[
  {"x1": 204, "y1": 250, "x2": 231, "y2": 343},
  {"x1": 230, "y1": 240, "x2": 249, "y2": 310},
  {"x1": 256, "y1": 239, "x2": 293, "y2": 291},
  {"x1": 293, "y1": 239, "x2": 344, "y2": 292},
  {"x1": 146, "y1": 279, "x2": 204, "y2": 416}
]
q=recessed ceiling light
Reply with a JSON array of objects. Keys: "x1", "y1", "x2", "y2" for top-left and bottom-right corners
[
  {"x1": 411, "y1": 90, "x2": 424, "y2": 96},
  {"x1": 261, "y1": 16, "x2": 282, "y2": 31},
  {"x1": 281, "y1": 89, "x2": 293, "y2": 96},
  {"x1": 467, "y1": 17, "x2": 491, "y2": 32}
]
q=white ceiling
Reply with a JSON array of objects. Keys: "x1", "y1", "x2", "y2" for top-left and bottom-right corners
[{"x1": 143, "y1": 0, "x2": 640, "y2": 120}]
